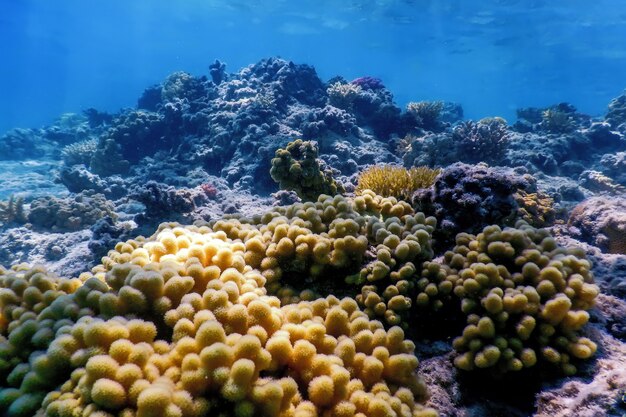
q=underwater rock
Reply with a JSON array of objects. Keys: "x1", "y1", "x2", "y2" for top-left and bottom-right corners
[
  {"x1": 568, "y1": 196, "x2": 626, "y2": 256},
  {"x1": 28, "y1": 191, "x2": 117, "y2": 232},
  {"x1": 600, "y1": 151, "x2": 626, "y2": 185},
  {"x1": 57, "y1": 164, "x2": 127, "y2": 198},
  {"x1": 0, "y1": 128, "x2": 47, "y2": 160},
  {"x1": 534, "y1": 324, "x2": 626, "y2": 417},
  {"x1": 0, "y1": 227, "x2": 92, "y2": 277},
  {"x1": 606, "y1": 91, "x2": 626, "y2": 129}
]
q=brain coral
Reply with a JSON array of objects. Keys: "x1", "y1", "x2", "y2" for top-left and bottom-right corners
[{"x1": 0, "y1": 192, "x2": 438, "y2": 417}]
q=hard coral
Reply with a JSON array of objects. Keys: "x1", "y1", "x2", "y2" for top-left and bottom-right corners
[
  {"x1": 405, "y1": 101, "x2": 444, "y2": 132},
  {"x1": 355, "y1": 165, "x2": 441, "y2": 202},
  {"x1": 541, "y1": 108, "x2": 576, "y2": 134},
  {"x1": 270, "y1": 139, "x2": 344, "y2": 201},
  {"x1": 202, "y1": 191, "x2": 436, "y2": 328},
  {"x1": 453, "y1": 120, "x2": 510, "y2": 165},
  {"x1": 512, "y1": 190, "x2": 556, "y2": 228},
  {"x1": 61, "y1": 139, "x2": 98, "y2": 166},
  {"x1": 416, "y1": 222, "x2": 599, "y2": 375},
  {"x1": 327, "y1": 82, "x2": 363, "y2": 111},
  {"x1": 0, "y1": 206, "x2": 437, "y2": 416},
  {"x1": 0, "y1": 195, "x2": 27, "y2": 225}
]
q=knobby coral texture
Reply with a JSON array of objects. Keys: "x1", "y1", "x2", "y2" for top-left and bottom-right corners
[
  {"x1": 0, "y1": 194, "x2": 444, "y2": 417},
  {"x1": 0, "y1": 191, "x2": 603, "y2": 417},
  {"x1": 0, "y1": 57, "x2": 625, "y2": 417}
]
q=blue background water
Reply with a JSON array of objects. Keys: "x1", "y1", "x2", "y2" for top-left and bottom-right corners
[{"x1": 1, "y1": 0, "x2": 625, "y2": 135}]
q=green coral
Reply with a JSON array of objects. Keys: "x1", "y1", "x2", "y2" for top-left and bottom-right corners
[
  {"x1": 415, "y1": 221, "x2": 599, "y2": 375},
  {"x1": 207, "y1": 190, "x2": 436, "y2": 328},
  {"x1": 270, "y1": 139, "x2": 344, "y2": 201},
  {"x1": 355, "y1": 165, "x2": 441, "y2": 201}
]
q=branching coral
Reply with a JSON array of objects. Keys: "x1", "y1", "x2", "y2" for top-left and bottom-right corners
[
  {"x1": 0, "y1": 195, "x2": 27, "y2": 225},
  {"x1": 405, "y1": 101, "x2": 444, "y2": 132},
  {"x1": 355, "y1": 166, "x2": 441, "y2": 201},
  {"x1": 270, "y1": 139, "x2": 344, "y2": 201},
  {"x1": 541, "y1": 109, "x2": 576, "y2": 134},
  {"x1": 453, "y1": 120, "x2": 510, "y2": 165},
  {"x1": 327, "y1": 82, "x2": 363, "y2": 111},
  {"x1": 415, "y1": 222, "x2": 599, "y2": 376},
  {"x1": 61, "y1": 139, "x2": 98, "y2": 166}
]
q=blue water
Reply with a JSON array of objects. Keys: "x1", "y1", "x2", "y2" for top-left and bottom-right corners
[{"x1": 2, "y1": 0, "x2": 626, "y2": 134}]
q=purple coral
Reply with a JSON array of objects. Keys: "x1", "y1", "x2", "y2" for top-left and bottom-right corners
[
  {"x1": 413, "y1": 162, "x2": 533, "y2": 247},
  {"x1": 351, "y1": 76, "x2": 385, "y2": 90}
]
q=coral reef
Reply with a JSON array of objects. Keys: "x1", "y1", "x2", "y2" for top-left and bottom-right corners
[
  {"x1": 534, "y1": 320, "x2": 626, "y2": 416},
  {"x1": 270, "y1": 139, "x2": 344, "y2": 201},
  {"x1": 91, "y1": 111, "x2": 168, "y2": 174},
  {"x1": 400, "y1": 133, "x2": 458, "y2": 168},
  {"x1": 416, "y1": 222, "x2": 599, "y2": 375},
  {"x1": 355, "y1": 165, "x2": 441, "y2": 201},
  {"x1": 57, "y1": 165, "x2": 127, "y2": 198},
  {"x1": 540, "y1": 108, "x2": 576, "y2": 134},
  {"x1": 299, "y1": 105, "x2": 359, "y2": 139},
  {"x1": 89, "y1": 138, "x2": 131, "y2": 177},
  {"x1": 88, "y1": 217, "x2": 135, "y2": 265},
  {"x1": 600, "y1": 151, "x2": 626, "y2": 186},
  {"x1": 578, "y1": 170, "x2": 626, "y2": 195},
  {"x1": 2, "y1": 56, "x2": 626, "y2": 417},
  {"x1": 514, "y1": 103, "x2": 589, "y2": 134},
  {"x1": 209, "y1": 59, "x2": 227, "y2": 85},
  {"x1": 512, "y1": 190, "x2": 556, "y2": 228}
]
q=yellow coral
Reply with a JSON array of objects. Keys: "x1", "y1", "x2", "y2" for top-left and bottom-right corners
[{"x1": 355, "y1": 165, "x2": 440, "y2": 201}]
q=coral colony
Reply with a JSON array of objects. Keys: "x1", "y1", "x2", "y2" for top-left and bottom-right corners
[{"x1": 0, "y1": 58, "x2": 625, "y2": 417}]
